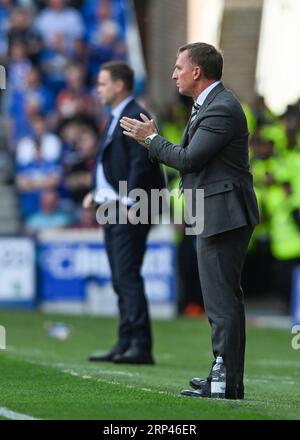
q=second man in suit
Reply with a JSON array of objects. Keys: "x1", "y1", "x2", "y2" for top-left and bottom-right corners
[{"x1": 83, "y1": 61, "x2": 165, "y2": 365}]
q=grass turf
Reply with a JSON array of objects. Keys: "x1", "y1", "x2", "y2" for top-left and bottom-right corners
[{"x1": 0, "y1": 310, "x2": 299, "y2": 420}]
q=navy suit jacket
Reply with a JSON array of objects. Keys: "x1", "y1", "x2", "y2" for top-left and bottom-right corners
[{"x1": 93, "y1": 99, "x2": 165, "y2": 203}]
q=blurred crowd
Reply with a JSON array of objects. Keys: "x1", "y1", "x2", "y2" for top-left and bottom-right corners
[
  {"x1": 244, "y1": 96, "x2": 300, "y2": 310},
  {"x1": 159, "y1": 95, "x2": 300, "y2": 311}
]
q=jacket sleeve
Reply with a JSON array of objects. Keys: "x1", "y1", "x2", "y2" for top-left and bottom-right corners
[
  {"x1": 149, "y1": 104, "x2": 234, "y2": 173},
  {"x1": 125, "y1": 112, "x2": 153, "y2": 194}
]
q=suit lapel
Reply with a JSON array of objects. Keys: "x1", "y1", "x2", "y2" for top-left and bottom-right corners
[
  {"x1": 110, "y1": 98, "x2": 135, "y2": 142},
  {"x1": 198, "y1": 82, "x2": 225, "y2": 114},
  {"x1": 97, "y1": 114, "x2": 113, "y2": 162},
  {"x1": 180, "y1": 122, "x2": 191, "y2": 148},
  {"x1": 100, "y1": 99, "x2": 135, "y2": 158}
]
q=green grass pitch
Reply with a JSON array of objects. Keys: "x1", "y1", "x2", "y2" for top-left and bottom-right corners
[{"x1": 0, "y1": 310, "x2": 299, "y2": 420}]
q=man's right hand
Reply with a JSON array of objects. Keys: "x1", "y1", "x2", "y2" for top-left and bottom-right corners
[{"x1": 82, "y1": 192, "x2": 94, "y2": 209}]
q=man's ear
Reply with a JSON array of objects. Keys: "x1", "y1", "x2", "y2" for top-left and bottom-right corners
[
  {"x1": 193, "y1": 66, "x2": 201, "y2": 80},
  {"x1": 115, "y1": 79, "x2": 124, "y2": 94}
]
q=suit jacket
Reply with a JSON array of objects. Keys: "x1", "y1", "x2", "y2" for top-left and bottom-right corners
[
  {"x1": 93, "y1": 99, "x2": 165, "y2": 205},
  {"x1": 149, "y1": 82, "x2": 259, "y2": 237}
]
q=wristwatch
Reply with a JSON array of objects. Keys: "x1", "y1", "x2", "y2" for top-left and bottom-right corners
[{"x1": 144, "y1": 133, "x2": 158, "y2": 146}]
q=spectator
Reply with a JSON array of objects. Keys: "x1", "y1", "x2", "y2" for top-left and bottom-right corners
[
  {"x1": 23, "y1": 66, "x2": 55, "y2": 118},
  {"x1": 16, "y1": 113, "x2": 62, "y2": 166},
  {"x1": 74, "y1": 206, "x2": 99, "y2": 229},
  {"x1": 34, "y1": 0, "x2": 85, "y2": 52},
  {"x1": 87, "y1": 18, "x2": 127, "y2": 82},
  {"x1": 82, "y1": 0, "x2": 125, "y2": 44},
  {"x1": 253, "y1": 94, "x2": 277, "y2": 128},
  {"x1": 24, "y1": 189, "x2": 73, "y2": 233},
  {"x1": 39, "y1": 32, "x2": 71, "y2": 95},
  {"x1": 266, "y1": 182, "x2": 300, "y2": 310},
  {"x1": 56, "y1": 63, "x2": 96, "y2": 120},
  {"x1": 7, "y1": 39, "x2": 31, "y2": 91},
  {"x1": 58, "y1": 118, "x2": 84, "y2": 167},
  {"x1": 0, "y1": 0, "x2": 15, "y2": 62},
  {"x1": 64, "y1": 128, "x2": 97, "y2": 205},
  {"x1": 4, "y1": 65, "x2": 55, "y2": 149},
  {"x1": 7, "y1": 7, "x2": 43, "y2": 65},
  {"x1": 16, "y1": 134, "x2": 62, "y2": 217}
]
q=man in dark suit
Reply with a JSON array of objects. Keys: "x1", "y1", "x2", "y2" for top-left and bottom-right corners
[
  {"x1": 120, "y1": 43, "x2": 259, "y2": 398},
  {"x1": 83, "y1": 61, "x2": 165, "y2": 365}
]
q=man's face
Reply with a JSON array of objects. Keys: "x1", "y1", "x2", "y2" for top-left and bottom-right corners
[
  {"x1": 49, "y1": 0, "x2": 65, "y2": 11},
  {"x1": 97, "y1": 69, "x2": 118, "y2": 107},
  {"x1": 172, "y1": 50, "x2": 197, "y2": 97}
]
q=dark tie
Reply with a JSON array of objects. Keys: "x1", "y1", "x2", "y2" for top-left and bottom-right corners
[
  {"x1": 189, "y1": 102, "x2": 201, "y2": 128},
  {"x1": 178, "y1": 102, "x2": 201, "y2": 196}
]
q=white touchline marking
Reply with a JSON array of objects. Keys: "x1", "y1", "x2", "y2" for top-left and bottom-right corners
[
  {"x1": 60, "y1": 367, "x2": 172, "y2": 396},
  {"x1": 0, "y1": 407, "x2": 40, "y2": 420},
  {"x1": 6, "y1": 347, "x2": 139, "y2": 378},
  {"x1": 6, "y1": 350, "x2": 299, "y2": 407},
  {"x1": 3, "y1": 348, "x2": 169, "y2": 397},
  {"x1": 57, "y1": 365, "x2": 138, "y2": 378},
  {"x1": 28, "y1": 360, "x2": 174, "y2": 397},
  {"x1": 247, "y1": 378, "x2": 297, "y2": 385},
  {"x1": 254, "y1": 359, "x2": 300, "y2": 368}
]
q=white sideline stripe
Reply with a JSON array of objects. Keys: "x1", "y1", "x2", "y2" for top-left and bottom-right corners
[
  {"x1": 3, "y1": 355, "x2": 297, "y2": 409},
  {"x1": 0, "y1": 407, "x2": 40, "y2": 420},
  {"x1": 46, "y1": 363, "x2": 138, "y2": 378},
  {"x1": 35, "y1": 362, "x2": 300, "y2": 404},
  {"x1": 7, "y1": 351, "x2": 298, "y2": 405},
  {"x1": 247, "y1": 378, "x2": 297, "y2": 385},
  {"x1": 27, "y1": 359, "x2": 173, "y2": 397},
  {"x1": 255, "y1": 359, "x2": 300, "y2": 368},
  {"x1": 6, "y1": 349, "x2": 138, "y2": 378},
  {"x1": 2, "y1": 351, "x2": 170, "y2": 397},
  {"x1": 60, "y1": 367, "x2": 171, "y2": 396}
]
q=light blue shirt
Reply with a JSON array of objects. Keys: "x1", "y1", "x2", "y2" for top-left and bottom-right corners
[
  {"x1": 107, "y1": 96, "x2": 134, "y2": 138},
  {"x1": 25, "y1": 211, "x2": 72, "y2": 232},
  {"x1": 94, "y1": 96, "x2": 134, "y2": 205}
]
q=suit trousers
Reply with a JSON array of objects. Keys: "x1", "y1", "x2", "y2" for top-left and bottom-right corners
[
  {"x1": 104, "y1": 220, "x2": 152, "y2": 352},
  {"x1": 196, "y1": 225, "x2": 254, "y2": 394}
]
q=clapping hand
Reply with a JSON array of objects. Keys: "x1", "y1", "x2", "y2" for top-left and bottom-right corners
[{"x1": 120, "y1": 113, "x2": 157, "y2": 147}]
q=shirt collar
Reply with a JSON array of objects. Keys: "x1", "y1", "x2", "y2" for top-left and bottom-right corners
[
  {"x1": 196, "y1": 81, "x2": 221, "y2": 106},
  {"x1": 111, "y1": 96, "x2": 134, "y2": 119}
]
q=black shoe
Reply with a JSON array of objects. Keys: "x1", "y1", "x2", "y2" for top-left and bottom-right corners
[
  {"x1": 190, "y1": 377, "x2": 244, "y2": 400},
  {"x1": 180, "y1": 388, "x2": 210, "y2": 398},
  {"x1": 113, "y1": 346, "x2": 155, "y2": 365},
  {"x1": 88, "y1": 345, "x2": 127, "y2": 362},
  {"x1": 190, "y1": 378, "x2": 211, "y2": 395}
]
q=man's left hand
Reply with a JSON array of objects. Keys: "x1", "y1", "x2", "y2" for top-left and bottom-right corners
[{"x1": 120, "y1": 113, "x2": 157, "y2": 148}]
